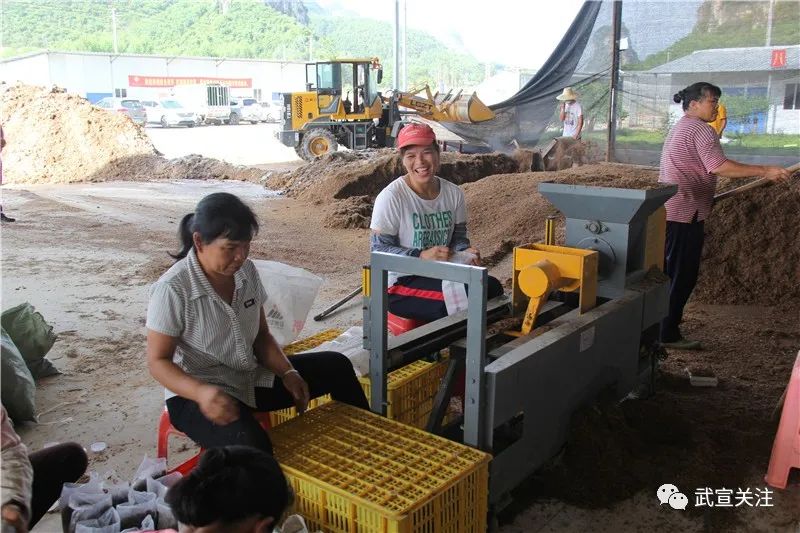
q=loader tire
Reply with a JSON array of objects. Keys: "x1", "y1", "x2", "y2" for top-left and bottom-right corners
[{"x1": 301, "y1": 128, "x2": 338, "y2": 160}]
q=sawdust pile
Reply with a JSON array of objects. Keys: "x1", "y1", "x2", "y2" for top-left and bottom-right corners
[
  {"x1": 695, "y1": 178, "x2": 800, "y2": 305},
  {"x1": 0, "y1": 84, "x2": 264, "y2": 184},
  {"x1": 323, "y1": 195, "x2": 373, "y2": 229},
  {"x1": 464, "y1": 163, "x2": 660, "y2": 265},
  {"x1": 267, "y1": 149, "x2": 519, "y2": 202}
]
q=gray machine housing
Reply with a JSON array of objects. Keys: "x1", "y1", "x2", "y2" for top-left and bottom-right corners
[{"x1": 365, "y1": 182, "x2": 676, "y2": 506}]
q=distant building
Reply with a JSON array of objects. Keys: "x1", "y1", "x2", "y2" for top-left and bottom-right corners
[
  {"x1": 0, "y1": 50, "x2": 307, "y2": 103},
  {"x1": 623, "y1": 45, "x2": 800, "y2": 134}
]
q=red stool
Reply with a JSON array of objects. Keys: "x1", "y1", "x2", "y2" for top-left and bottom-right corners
[
  {"x1": 387, "y1": 312, "x2": 427, "y2": 336},
  {"x1": 157, "y1": 407, "x2": 272, "y2": 475}
]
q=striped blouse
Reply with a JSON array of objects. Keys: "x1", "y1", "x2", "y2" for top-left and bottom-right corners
[
  {"x1": 659, "y1": 115, "x2": 728, "y2": 223},
  {"x1": 146, "y1": 248, "x2": 273, "y2": 408}
]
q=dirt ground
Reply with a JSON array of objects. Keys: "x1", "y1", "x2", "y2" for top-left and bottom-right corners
[
  {"x1": 2, "y1": 176, "x2": 798, "y2": 532},
  {"x1": 1, "y1": 83, "x2": 798, "y2": 532}
]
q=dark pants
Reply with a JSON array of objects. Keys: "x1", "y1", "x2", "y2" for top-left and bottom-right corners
[
  {"x1": 28, "y1": 443, "x2": 88, "y2": 528},
  {"x1": 388, "y1": 275, "x2": 505, "y2": 322},
  {"x1": 660, "y1": 219, "x2": 705, "y2": 343},
  {"x1": 167, "y1": 351, "x2": 369, "y2": 455}
]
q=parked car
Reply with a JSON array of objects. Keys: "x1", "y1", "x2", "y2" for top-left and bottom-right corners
[
  {"x1": 142, "y1": 99, "x2": 197, "y2": 128},
  {"x1": 260, "y1": 101, "x2": 280, "y2": 122},
  {"x1": 229, "y1": 98, "x2": 272, "y2": 124},
  {"x1": 95, "y1": 97, "x2": 147, "y2": 126}
]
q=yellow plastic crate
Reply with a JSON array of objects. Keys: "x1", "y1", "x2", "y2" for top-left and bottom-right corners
[
  {"x1": 283, "y1": 329, "x2": 343, "y2": 355},
  {"x1": 359, "y1": 360, "x2": 448, "y2": 428},
  {"x1": 273, "y1": 329, "x2": 450, "y2": 429},
  {"x1": 272, "y1": 402, "x2": 490, "y2": 533}
]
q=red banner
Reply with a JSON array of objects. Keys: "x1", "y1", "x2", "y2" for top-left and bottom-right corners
[
  {"x1": 128, "y1": 75, "x2": 252, "y2": 88},
  {"x1": 771, "y1": 49, "x2": 787, "y2": 68}
]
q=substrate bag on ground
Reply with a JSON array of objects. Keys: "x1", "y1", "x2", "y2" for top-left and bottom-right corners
[
  {"x1": 1, "y1": 327, "x2": 37, "y2": 422},
  {"x1": 1, "y1": 302, "x2": 59, "y2": 378},
  {"x1": 252, "y1": 260, "x2": 323, "y2": 346}
]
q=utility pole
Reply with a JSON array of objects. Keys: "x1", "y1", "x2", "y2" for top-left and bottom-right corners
[
  {"x1": 111, "y1": 7, "x2": 118, "y2": 54},
  {"x1": 393, "y1": 0, "x2": 400, "y2": 90},
  {"x1": 400, "y1": 0, "x2": 407, "y2": 91},
  {"x1": 606, "y1": 0, "x2": 622, "y2": 163},
  {"x1": 766, "y1": 0, "x2": 774, "y2": 46}
]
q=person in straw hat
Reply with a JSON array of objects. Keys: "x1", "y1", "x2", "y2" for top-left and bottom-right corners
[{"x1": 557, "y1": 87, "x2": 583, "y2": 140}]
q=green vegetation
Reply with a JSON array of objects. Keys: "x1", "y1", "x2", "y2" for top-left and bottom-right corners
[
  {"x1": 631, "y1": 0, "x2": 800, "y2": 70},
  {"x1": 1, "y1": 0, "x2": 484, "y2": 89}
]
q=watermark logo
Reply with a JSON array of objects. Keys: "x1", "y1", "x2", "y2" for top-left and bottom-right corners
[
  {"x1": 657, "y1": 484, "x2": 688, "y2": 510},
  {"x1": 658, "y1": 484, "x2": 774, "y2": 509}
]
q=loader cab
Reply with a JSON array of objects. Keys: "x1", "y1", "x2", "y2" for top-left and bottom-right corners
[{"x1": 305, "y1": 58, "x2": 383, "y2": 120}]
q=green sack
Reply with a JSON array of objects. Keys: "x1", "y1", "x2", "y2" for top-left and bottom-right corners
[
  {"x1": 1, "y1": 303, "x2": 59, "y2": 378},
  {"x1": 1, "y1": 328, "x2": 37, "y2": 422}
]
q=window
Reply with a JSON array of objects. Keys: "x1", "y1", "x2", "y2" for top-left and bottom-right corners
[
  {"x1": 253, "y1": 89, "x2": 262, "y2": 101},
  {"x1": 784, "y1": 83, "x2": 798, "y2": 110},
  {"x1": 114, "y1": 88, "x2": 127, "y2": 97}
]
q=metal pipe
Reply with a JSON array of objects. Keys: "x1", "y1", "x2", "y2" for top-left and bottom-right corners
[
  {"x1": 545, "y1": 215, "x2": 556, "y2": 245},
  {"x1": 606, "y1": 0, "x2": 622, "y2": 162}
]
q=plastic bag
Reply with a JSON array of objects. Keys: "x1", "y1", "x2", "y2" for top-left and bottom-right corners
[
  {"x1": 74, "y1": 507, "x2": 120, "y2": 533},
  {"x1": 67, "y1": 493, "x2": 113, "y2": 533},
  {"x1": 299, "y1": 326, "x2": 368, "y2": 377},
  {"x1": 0, "y1": 302, "x2": 59, "y2": 378},
  {"x1": 155, "y1": 497, "x2": 177, "y2": 530},
  {"x1": 130, "y1": 456, "x2": 167, "y2": 491},
  {"x1": 102, "y1": 482, "x2": 130, "y2": 506},
  {"x1": 253, "y1": 260, "x2": 323, "y2": 346},
  {"x1": 116, "y1": 497, "x2": 157, "y2": 530},
  {"x1": 1, "y1": 328, "x2": 37, "y2": 422},
  {"x1": 146, "y1": 472, "x2": 182, "y2": 499}
]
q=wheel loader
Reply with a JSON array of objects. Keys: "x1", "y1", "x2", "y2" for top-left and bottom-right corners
[{"x1": 276, "y1": 58, "x2": 495, "y2": 160}]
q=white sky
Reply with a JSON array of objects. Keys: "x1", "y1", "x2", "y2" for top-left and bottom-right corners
[{"x1": 314, "y1": 0, "x2": 586, "y2": 69}]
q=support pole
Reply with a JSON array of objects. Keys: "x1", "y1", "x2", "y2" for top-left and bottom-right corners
[
  {"x1": 606, "y1": 0, "x2": 622, "y2": 162},
  {"x1": 393, "y1": 0, "x2": 400, "y2": 90}
]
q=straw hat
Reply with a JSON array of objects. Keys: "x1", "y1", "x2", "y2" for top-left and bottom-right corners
[{"x1": 556, "y1": 87, "x2": 579, "y2": 101}]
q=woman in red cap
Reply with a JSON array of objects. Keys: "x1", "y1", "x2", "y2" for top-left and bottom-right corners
[{"x1": 370, "y1": 122, "x2": 503, "y2": 321}]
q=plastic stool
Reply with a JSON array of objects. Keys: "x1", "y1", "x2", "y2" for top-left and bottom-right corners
[
  {"x1": 157, "y1": 407, "x2": 273, "y2": 475},
  {"x1": 765, "y1": 350, "x2": 800, "y2": 489},
  {"x1": 387, "y1": 312, "x2": 427, "y2": 336}
]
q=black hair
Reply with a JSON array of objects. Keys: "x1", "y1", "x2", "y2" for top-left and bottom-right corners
[
  {"x1": 165, "y1": 446, "x2": 290, "y2": 528},
  {"x1": 673, "y1": 82, "x2": 722, "y2": 111},
  {"x1": 171, "y1": 192, "x2": 259, "y2": 260}
]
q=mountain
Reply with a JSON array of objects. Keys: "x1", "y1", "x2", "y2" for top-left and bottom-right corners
[{"x1": 1, "y1": 0, "x2": 485, "y2": 90}]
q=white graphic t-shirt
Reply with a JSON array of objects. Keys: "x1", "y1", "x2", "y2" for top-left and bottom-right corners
[
  {"x1": 562, "y1": 101, "x2": 583, "y2": 138},
  {"x1": 371, "y1": 176, "x2": 466, "y2": 252}
]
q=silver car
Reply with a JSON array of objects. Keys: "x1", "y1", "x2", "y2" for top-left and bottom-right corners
[{"x1": 95, "y1": 97, "x2": 147, "y2": 126}]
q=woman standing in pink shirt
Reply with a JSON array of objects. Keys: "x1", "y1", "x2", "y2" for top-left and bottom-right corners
[{"x1": 658, "y1": 82, "x2": 790, "y2": 350}]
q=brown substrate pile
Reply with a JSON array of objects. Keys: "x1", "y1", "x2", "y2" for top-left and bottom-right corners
[
  {"x1": 694, "y1": 178, "x2": 800, "y2": 306},
  {"x1": 0, "y1": 83, "x2": 264, "y2": 184},
  {"x1": 464, "y1": 163, "x2": 660, "y2": 265},
  {"x1": 323, "y1": 195, "x2": 374, "y2": 229},
  {"x1": 267, "y1": 149, "x2": 519, "y2": 202}
]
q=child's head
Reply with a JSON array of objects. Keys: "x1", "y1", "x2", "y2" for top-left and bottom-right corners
[{"x1": 166, "y1": 445, "x2": 290, "y2": 533}]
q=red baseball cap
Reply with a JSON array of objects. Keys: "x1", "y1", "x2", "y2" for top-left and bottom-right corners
[{"x1": 396, "y1": 123, "x2": 436, "y2": 149}]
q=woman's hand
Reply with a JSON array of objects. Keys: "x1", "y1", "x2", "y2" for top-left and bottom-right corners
[
  {"x1": 464, "y1": 247, "x2": 482, "y2": 266},
  {"x1": 2, "y1": 503, "x2": 28, "y2": 533},
  {"x1": 196, "y1": 385, "x2": 240, "y2": 425},
  {"x1": 282, "y1": 370, "x2": 310, "y2": 414},
  {"x1": 420, "y1": 246, "x2": 451, "y2": 261}
]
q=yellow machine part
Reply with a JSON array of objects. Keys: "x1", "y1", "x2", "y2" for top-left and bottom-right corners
[
  {"x1": 288, "y1": 91, "x2": 384, "y2": 132},
  {"x1": 395, "y1": 85, "x2": 495, "y2": 124},
  {"x1": 512, "y1": 244, "x2": 599, "y2": 335},
  {"x1": 644, "y1": 206, "x2": 667, "y2": 271}
]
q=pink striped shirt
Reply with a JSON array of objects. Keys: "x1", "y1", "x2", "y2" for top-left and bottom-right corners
[{"x1": 659, "y1": 115, "x2": 727, "y2": 223}]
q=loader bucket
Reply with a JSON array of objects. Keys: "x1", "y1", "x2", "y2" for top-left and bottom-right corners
[{"x1": 439, "y1": 92, "x2": 495, "y2": 123}]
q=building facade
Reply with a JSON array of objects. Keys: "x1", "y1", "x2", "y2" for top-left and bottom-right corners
[{"x1": 0, "y1": 51, "x2": 308, "y2": 104}]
